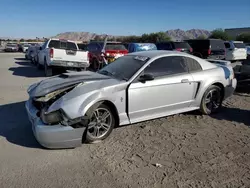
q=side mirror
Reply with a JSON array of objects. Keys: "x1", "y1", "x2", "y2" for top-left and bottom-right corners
[
  {"x1": 39, "y1": 47, "x2": 42, "y2": 50},
  {"x1": 138, "y1": 73, "x2": 154, "y2": 83}
]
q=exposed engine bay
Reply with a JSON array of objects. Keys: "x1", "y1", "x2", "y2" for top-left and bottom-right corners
[{"x1": 32, "y1": 84, "x2": 89, "y2": 128}]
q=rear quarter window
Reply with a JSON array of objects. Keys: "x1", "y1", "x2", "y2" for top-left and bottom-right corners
[{"x1": 184, "y1": 57, "x2": 202, "y2": 72}]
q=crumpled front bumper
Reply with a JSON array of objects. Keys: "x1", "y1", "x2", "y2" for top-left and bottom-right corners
[{"x1": 25, "y1": 99, "x2": 86, "y2": 149}]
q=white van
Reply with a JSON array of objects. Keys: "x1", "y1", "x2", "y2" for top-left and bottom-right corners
[{"x1": 224, "y1": 41, "x2": 247, "y2": 61}]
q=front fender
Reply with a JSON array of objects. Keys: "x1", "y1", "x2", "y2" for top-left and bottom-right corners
[{"x1": 78, "y1": 94, "x2": 120, "y2": 118}]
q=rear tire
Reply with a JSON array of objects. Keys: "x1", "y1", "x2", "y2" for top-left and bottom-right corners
[
  {"x1": 92, "y1": 59, "x2": 102, "y2": 71},
  {"x1": 200, "y1": 85, "x2": 222, "y2": 115},
  {"x1": 44, "y1": 62, "x2": 53, "y2": 77}
]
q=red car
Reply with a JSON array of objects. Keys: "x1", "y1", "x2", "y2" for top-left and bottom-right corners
[{"x1": 87, "y1": 41, "x2": 128, "y2": 71}]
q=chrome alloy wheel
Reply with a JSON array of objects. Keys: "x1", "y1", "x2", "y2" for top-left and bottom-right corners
[{"x1": 87, "y1": 108, "x2": 112, "y2": 139}]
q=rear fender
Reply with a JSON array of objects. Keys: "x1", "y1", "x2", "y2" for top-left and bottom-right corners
[{"x1": 193, "y1": 78, "x2": 225, "y2": 106}]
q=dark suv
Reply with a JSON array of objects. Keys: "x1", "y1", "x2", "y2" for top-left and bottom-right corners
[
  {"x1": 185, "y1": 39, "x2": 225, "y2": 60},
  {"x1": 87, "y1": 41, "x2": 128, "y2": 70},
  {"x1": 156, "y1": 41, "x2": 193, "y2": 54}
]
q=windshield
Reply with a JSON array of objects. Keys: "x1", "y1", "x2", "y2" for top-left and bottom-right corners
[
  {"x1": 98, "y1": 55, "x2": 149, "y2": 81},
  {"x1": 233, "y1": 43, "x2": 246, "y2": 48},
  {"x1": 48, "y1": 40, "x2": 77, "y2": 50},
  {"x1": 105, "y1": 44, "x2": 127, "y2": 50}
]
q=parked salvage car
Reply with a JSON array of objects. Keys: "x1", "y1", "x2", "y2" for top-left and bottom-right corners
[
  {"x1": 37, "y1": 38, "x2": 89, "y2": 77},
  {"x1": 127, "y1": 43, "x2": 157, "y2": 53},
  {"x1": 21, "y1": 43, "x2": 30, "y2": 53},
  {"x1": 25, "y1": 44, "x2": 40, "y2": 62},
  {"x1": 185, "y1": 39, "x2": 225, "y2": 60},
  {"x1": 156, "y1": 41, "x2": 193, "y2": 54},
  {"x1": 88, "y1": 41, "x2": 128, "y2": 70},
  {"x1": 25, "y1": 50, "x2": 237, "y2": 149},
  {"x1": 224, "y1": 41, "x2": 247, "y2": 61},
  {"x1": 4, "y1": 43, "x2": 18, "y2": 52}
]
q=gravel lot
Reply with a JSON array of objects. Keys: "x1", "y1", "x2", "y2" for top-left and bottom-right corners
[{"x1": 0, "y1": 53, "x2": 249, "y2": 188}]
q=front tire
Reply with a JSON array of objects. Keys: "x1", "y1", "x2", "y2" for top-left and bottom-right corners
[
  {"x1": 200, "y1": 85, "x2": 222, "y2": 115},
  {"x1": 37, "y1": 57, "x2": 43, "y2": 70},
  {"x1": 85, "y1": 104, "x2": 115, "y2": 143}
]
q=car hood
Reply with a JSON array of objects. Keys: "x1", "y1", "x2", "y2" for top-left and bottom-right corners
[{"x1": 28, "y1": 71, "x2": 118, "y2": 97}]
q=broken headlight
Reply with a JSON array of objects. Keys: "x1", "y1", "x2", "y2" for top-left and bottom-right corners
[{"x1": 41, "y1": 109, "x2": 63, "y2": 125}]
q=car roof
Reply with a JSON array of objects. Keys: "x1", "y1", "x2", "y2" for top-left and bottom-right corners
[
  {"x1": 129, "y1": 50, "x2": 188, "y2": 58},
  {"x1": 129, "y1": 50, "x2": 217, "y2": 70}
]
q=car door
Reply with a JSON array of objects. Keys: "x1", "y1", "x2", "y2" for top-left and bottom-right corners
[{"x1": 128, "y1": 56, "x2": 196, "y2": 123}]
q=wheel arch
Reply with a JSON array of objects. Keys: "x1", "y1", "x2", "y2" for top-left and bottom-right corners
[
  {"x1": 84, "y1": 100, "x2": 120, "y2": 127},
  {"x1": 211, "y1": 82, "x2": 225, "y2": 100},
  {"x1": 196, "y1": 80, "x2": 225, "y2": 106}
]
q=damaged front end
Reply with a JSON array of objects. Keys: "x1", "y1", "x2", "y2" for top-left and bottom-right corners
[{"x1": 31, "y1": 84, "x2": 88, "y2": 127}]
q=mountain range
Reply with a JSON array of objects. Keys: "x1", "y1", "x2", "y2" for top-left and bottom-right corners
[
  {"x1": 0, "y1": 29, "x2": 212, "y2": 42},
  {"x1": 54, "y1": 29, "x2": 212, "y2": 41}
]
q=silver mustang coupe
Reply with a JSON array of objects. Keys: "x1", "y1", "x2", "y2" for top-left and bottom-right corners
[{"x1": 25, "y1": 50, "x2": 237, "y2": 148}]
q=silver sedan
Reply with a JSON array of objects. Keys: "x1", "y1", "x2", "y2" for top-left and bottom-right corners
[{"x1": 26, "y1": 50, "x2": 237, "y2": 148}]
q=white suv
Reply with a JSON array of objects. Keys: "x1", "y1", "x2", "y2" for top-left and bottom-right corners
[{"x1": 224, "y1": 41, "x2": 247, "y2": 61}]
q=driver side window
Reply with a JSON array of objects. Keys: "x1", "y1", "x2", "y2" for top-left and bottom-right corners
[{"x1": 143, "y1": 56, "x2": 188, "y2": 78}]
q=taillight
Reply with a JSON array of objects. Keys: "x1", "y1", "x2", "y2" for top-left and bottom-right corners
[
  {"x1": 49, "y1": 48, "x2": 54, "y2": 58},
  {"x1": 208, "y1": 45, "x2": 211, "y2": 55},
  {"x1": 190, "y1": 48, "x2": 193, "y2": 53},
  {"x1": 175, "y1": 48, "x2": 182, "y2": 52},
  {"x1": 208, "y1": 49, "x2": 211, "y2": 55},
  {"x1": 87, "y1": 52, "x2": 90, "y2": 61}
]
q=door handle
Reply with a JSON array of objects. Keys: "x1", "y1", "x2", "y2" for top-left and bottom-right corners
[{"x1": 181, "y1": 79, "x2": 190, "y2": 83}]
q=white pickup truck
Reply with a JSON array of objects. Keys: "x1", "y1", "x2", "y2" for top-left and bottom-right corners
[{"x1": 37, "y1": 38, "x2": 89, "y2": 76}]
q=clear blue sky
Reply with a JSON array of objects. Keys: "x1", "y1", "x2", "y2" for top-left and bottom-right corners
[{"x1": 0, "y1": 0, "x2": 249, "y2": 38}]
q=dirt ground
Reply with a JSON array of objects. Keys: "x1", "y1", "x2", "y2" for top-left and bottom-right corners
[{"x1": 0, "y1": 53, "x2": 249, "y2": 188}]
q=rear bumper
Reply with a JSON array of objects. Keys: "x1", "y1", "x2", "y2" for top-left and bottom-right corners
[
  {"x1": 226, "y1": 54, "x2": 247, "y2": 61},
  {"x1": 224, "y1": 78, "x2": 237, "y2": 99},
  {"x1": 50, "y1": 60, "x2": 90, "y2": 68},
  {"x1": 25, "y1": 99, "x2": 86, "y2": 149},
  {"x1": 207, "y1": 55, "x2": 225, "y2": 60},
  {"x1": 5, "y1": 49, "x2": 18, "y2": 52}
]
